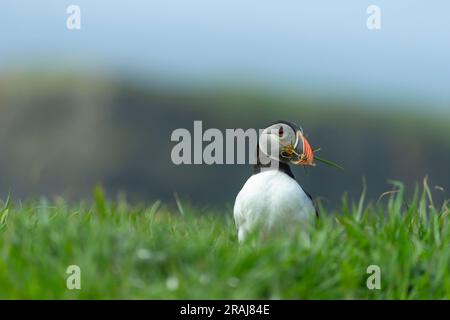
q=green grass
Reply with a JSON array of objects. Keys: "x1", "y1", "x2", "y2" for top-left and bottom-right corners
[{"x1": 0, "y1": 181, "x2": 449, "y2": 299}]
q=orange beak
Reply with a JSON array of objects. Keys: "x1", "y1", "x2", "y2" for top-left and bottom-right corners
[
  {"x1": 301, "y1": 136, "x2": 315, "y2": 165},
  {"x1": 293, "y1": 131, "x2": 315, "y2": 166}
]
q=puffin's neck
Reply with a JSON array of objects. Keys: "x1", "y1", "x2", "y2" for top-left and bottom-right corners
[{"x1": 253, "y1": 158, "x2": 295, "y2": 179}]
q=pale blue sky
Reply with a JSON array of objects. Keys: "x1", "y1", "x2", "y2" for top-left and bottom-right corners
[{"x1": 1, "y1": 1, "x2": 450, "y2": 108}]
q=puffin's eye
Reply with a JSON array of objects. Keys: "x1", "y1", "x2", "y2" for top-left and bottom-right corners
[
  {"x1": 278, "y1": 126, "x2": 284, "y2": 136},
  {"x1": 280, "y1": 151, "x2": 290, "y2": 158}
]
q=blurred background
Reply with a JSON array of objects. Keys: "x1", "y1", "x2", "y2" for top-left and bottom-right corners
[{"x1": 0, "y1": 1, "x2": 449, "y2": 207}]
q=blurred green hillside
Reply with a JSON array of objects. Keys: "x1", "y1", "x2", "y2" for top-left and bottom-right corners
[{"x1": 0, "y1": 71, "x2": 449, "y2": 206}]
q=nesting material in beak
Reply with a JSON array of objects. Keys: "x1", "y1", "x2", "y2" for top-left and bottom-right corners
[{"x1": 285, "y1": 131, "x2": 315, "y2": 166}]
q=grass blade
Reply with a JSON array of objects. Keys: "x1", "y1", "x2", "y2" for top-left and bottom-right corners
[{"x1": 315, "y1": 156, "x2": 344, "y2": 170}]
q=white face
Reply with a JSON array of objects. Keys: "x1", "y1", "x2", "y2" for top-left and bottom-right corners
[{"x1": 259, "y1": 123, "x2": 298, "y2": 163}]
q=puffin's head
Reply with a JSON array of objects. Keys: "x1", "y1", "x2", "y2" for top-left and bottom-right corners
[{"x1": 259, "y1": 120, "x2": 315, "y2": 166}]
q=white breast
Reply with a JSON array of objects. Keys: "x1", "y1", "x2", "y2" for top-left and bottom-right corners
[{"x1": 233, "y1": 170, "x2": 315, "y2": 242}]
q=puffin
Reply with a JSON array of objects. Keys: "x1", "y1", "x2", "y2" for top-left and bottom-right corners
[{"x1": 233, "y1": 121, "x2": 317, "y2": 242}]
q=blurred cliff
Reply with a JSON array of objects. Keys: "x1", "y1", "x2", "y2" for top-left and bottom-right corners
[{"x1": 0, "y1": 70, "x2": 449, "y2": 206}]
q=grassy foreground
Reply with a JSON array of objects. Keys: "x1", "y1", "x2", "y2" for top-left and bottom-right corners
[{"x1": 0, "y1": 182, "x2": 449, "y2": 299}]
